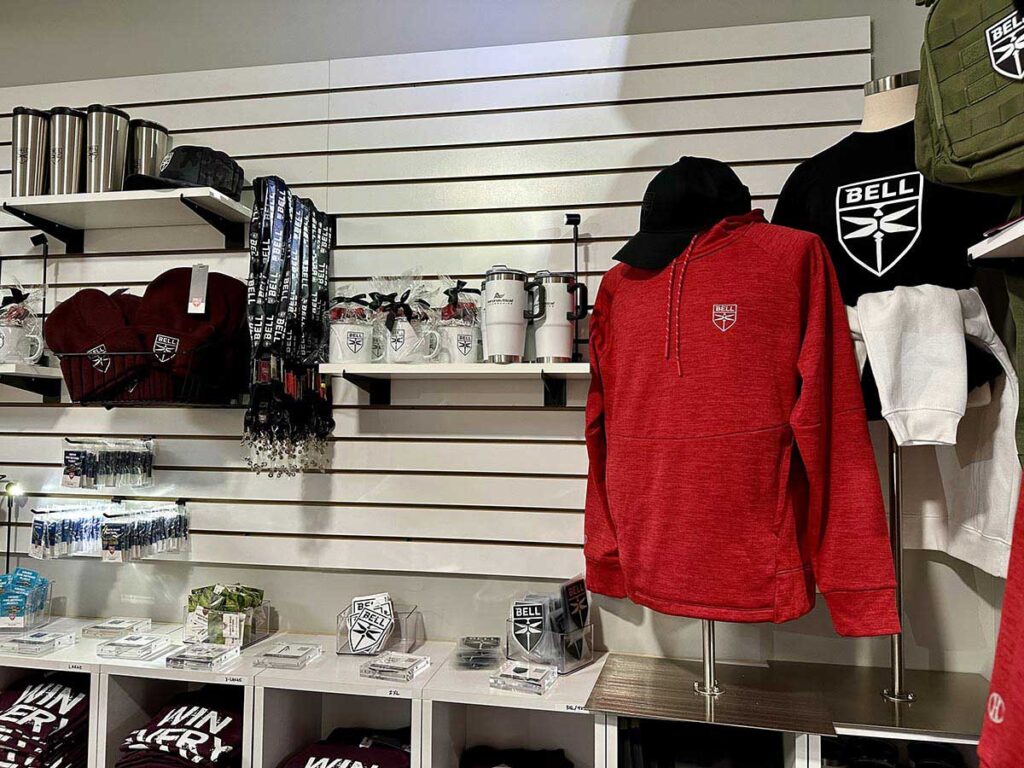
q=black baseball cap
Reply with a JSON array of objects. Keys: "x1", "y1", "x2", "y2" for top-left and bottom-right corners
[
  {"x1": 613, "y1": 156, "x2": 752, "y2": 270},
  {"x1": 124, "y1": 145, "x2": 244, "y2": 201}
]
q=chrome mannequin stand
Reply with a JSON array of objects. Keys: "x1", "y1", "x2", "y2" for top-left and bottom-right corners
[
  {"x1": 883, "y1": 429, "x2": 916, "y2": 703},
  {"x1": 694, "y1": 619, "x2": 724, "y2": 697}
]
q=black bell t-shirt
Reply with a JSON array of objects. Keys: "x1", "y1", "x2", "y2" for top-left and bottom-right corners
[
  {"x1": 773, "y1": 120, "x2": 1013, "y2": 416},
  {"x1": 773, "y1": 120, "x2": 1012, "y2": 305}
]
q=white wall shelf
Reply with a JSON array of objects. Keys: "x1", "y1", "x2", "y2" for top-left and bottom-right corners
[
  {"x1": 968, "y1": 218, "x2": 1024, "y2": 261},
  {"x1": 320, "y1": 362, "x2": 591, "y2": 406},
  {"x1": 0, "y1": 188, "x2": 251, "y2": 253},
  {"x1": 0, "y1": 362, "x2": 63, "y2": 400}
]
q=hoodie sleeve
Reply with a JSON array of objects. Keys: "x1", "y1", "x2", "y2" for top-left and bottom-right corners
[
  {"x1": 584, "y1": 278, "x2": 626, "y2": 598},
  {"x1": 789, "y1": 237, "x2": 900, "y2": 637}
]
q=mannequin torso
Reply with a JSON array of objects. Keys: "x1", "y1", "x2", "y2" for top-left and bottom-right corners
[{"x1": 858, "y1": 83, "x2": 918, "y2": 132}]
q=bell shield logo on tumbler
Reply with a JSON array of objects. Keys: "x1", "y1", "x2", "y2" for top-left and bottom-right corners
[
  {"x1": 987, "y1": 10, "x2": 1024, "y2": 80},
  {"x1": 835, "y1": 171, "x2": 922, "y2": 277}
]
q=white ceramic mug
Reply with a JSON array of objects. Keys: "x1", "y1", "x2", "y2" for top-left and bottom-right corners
[
  {"x1": 381, "y1": 318, "x2": 440, "y2": 364},
  {"x1": 329, "y1": 321, "x2": 379, "y2": 364},
  {"x1": 0, "y1": 323, "x2": 42, "y2": 364},
  {"x1": 437, "y1": 324, "x2": 482, "y2": 364}
]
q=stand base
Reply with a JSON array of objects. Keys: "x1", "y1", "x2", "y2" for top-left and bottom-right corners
[
  {"x1": 882, "y1": 688, "x2": 917, "y2": 703},
  {"x1": 694, "y1": 680, "x2": 725, "y2": 697}
]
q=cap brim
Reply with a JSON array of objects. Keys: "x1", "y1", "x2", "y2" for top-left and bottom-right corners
[
  {"x1": 124, "y1": 174, "x2": 202, "y2": 192},
  {"x1": 612, "y1": 230, "x2": 699, "y2": 270}
]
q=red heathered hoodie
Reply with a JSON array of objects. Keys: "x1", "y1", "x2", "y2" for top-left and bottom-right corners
[{"x1": 585, "y1": 210, "x2": 900, "y2": 637}]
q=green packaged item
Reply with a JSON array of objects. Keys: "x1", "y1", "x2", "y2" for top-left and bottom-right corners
[
  {"x1": 184, "y1": 583, "x2": 269, "y2": 647},
  {"x1": 916, "y1": 0, "x2": 1024, "y2": 194}
]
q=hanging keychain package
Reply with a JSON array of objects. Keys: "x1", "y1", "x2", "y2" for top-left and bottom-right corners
[{"x1": 61, "y1": 437, "x2": 154, "y2": 489}]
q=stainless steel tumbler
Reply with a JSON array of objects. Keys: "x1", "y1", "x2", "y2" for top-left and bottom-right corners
[
  {"x1": 48, "y1": 107, "x2": 86, "y2": 194},
  {"x1": 86, "y1": 104, "x2": 130, "y2": 193},
  {"x1": 128, "y1": 119, "x2": 170, "y2": 177},
  {"x1": 11, "y1": 107, "x2": 49, "y2": 197}
]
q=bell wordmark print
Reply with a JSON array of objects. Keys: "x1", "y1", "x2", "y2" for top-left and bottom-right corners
[
  {"x1": 835, "y1": 171, "x2": 923, "y2": 277},
  {"x1": 712, "y1": 304, "x2": 737, "y2": 332},
  {"x1": 988, "y1": 11, "x2": 1024, "y2": 80}
]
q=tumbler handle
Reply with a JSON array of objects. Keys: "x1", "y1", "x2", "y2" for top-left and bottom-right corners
[
  {"x1": 524, "y1": 280, "x2": 546, "y2": 321},
  {"x1": 568, "y1": 281, "x2": 589, "y2": 321}
]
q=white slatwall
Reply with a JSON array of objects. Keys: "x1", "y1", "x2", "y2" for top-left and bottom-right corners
[
  {"x1": 5, "y1": 17, "x2": 995, "y2": 671},
  {"x1": 0, "y1": 18, "x2": 871, "y2": 581}
]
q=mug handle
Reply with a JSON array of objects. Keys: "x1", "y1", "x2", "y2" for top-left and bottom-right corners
[
  {"x1": 524, "y1": 280, "x2": 546, "y2": 320},
  {"x1": 422, "y1": 329, "x2": 441, "y2": 361},
  {"x1": 568, "y1": 281, "x2": 589, "y2": 321},
  {"x1": 24, "y1": 334, "x2": 43, "y2": 365}
]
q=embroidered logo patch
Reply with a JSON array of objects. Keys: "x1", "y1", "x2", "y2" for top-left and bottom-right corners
[
  {"x1": 836, "y1": 172, "x2": 923, "y2": 277},
  {"x1": 987, "y1": 11, "x2": 1024, "y2": 80},
  {"x1": 712, "y1": 304, "x2": 737, "y2": 332},
  {"x1": 153, "y1": 334, "x2": 180, "y2": 363},
  {"x1": 86, "y1": 344, "x2": 111, "y2": 373}
]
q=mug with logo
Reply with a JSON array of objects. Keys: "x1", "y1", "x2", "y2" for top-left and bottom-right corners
[
  {"x1": 0, "y1": 321, "x2": 43, "y2": 364},
  {"x1": 483, "y1": 265, "x2": 546, "y2": 363},
  {"x1": 381, "y1": 317, "x2": 440, "y2": 364},
  {"x1": 329, "y1": 296, "x2": 378, "y2": 365},
  {"x1": 531, "y1": 270, "x2": 588, "y2": 363},
  {"x1": 437, "y1": 281, "x2": 482, "y2": 364}
]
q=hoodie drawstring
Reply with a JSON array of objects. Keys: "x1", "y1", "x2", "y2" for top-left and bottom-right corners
[{"x1": 665, "y1": 237, "x2": 698, "y2": 377}]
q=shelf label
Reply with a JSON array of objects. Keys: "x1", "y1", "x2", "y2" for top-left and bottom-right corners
[
  {"x1": 222, "y1": 675, "x2": 245, "y2": 684},
  {"x1": 382, "y1": 689, "x2": 403, "y2": 698},
  {"x1": 564, "y1": 704, "x2": 589, "y2": 713},
  {"x1": 64, "y1": 663, "x2": 85, "y2": 672}
]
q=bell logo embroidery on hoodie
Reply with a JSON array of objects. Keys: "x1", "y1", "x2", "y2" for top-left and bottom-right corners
[
  {"x1": 153, "y1": 334, "x2": 180, "y2": 363},
  {"x1": 836, "y1": 171, "x2": 922, "y2": 277},
  {"x1": 987, "y1": 11, "x2": 1024, "y2": 80},
  {"x1": 988, "y1": 692, "x2": 1006, "y2": 724},
  {"x1": 712, "y1": 304, "x2": 737, "y2": 332}
]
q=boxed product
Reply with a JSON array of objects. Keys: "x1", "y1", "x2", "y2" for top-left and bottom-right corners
[
  {"x1": 1, "y1": 630, "x2": 75, "y2": 657},
  {"x1": 82, "y1": 617, "x2": 153, "y2": 638},
  {"x1": 489, "y1": 660, "x2": 557, "y2": 696},
  {"x1": 359, "y1": 651, "x2": 431, "y2": 682},
  {"x1": 184, "y1": 583, "x2": 270, "y2": 647},
  {"x1": 166, "y1": 643, "x2": 241, "y2": 671},
  {"x1": 254, "y1": 642, "x2": 322, "y2": 670}
]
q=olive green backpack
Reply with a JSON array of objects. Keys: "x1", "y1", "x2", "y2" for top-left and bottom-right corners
[{"x1": 916, "y1": 0, "x2": 1024, "y2": 193}]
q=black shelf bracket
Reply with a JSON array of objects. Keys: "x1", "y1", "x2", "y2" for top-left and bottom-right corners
[
  {"x1": 179, "y1": 196, "x2": 245, "y2": 249},
  {"x1": 1, "y1": 203, "x2": 84, "y2": 254},
  {"x1": 541, "y1": 372, "x2": 567, "y2": 408},
  {"x1": 343, "y1": 373, "x2": 391, "y2": 406},
  {"x1": 0, "y1": 373, "x2": 61, "y2": 402}
]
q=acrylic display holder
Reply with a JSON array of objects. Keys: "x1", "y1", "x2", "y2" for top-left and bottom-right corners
[
  {"x1": 183, "y1": 601, "x2": 271, "y2": 648},
  {"x1": 505, "y1": 619, "x2": 594, "y2": 675},
  {"x1": 0, "y1": 582, "x2": 52, "y2": 633},
  {"x1": 336, "y1": 603, "x2": 423, "y2": 655}
]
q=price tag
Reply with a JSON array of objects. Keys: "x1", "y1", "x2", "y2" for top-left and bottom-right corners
[{"x1": 188, "y1": 264, "x2": 209, "y2": 314}]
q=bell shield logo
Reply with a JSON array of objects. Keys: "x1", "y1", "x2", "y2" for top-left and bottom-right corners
[
  {"x1": 86, "y1": 344, "x2": 111, "y2": 373},
  {"x1": 988, "y1": 11, "x2": 1024, "y2": 80},
  {"x1": 836, "y1": 171, "x2": 923, "y2": 277},
  {"x1": 457, "y1": 333, "x2": 473, "y2": 356},
  {"x1": 712, "y1": 304, "x2": 737, "y2": 332},
  {"x1": 153, "y1": 334, "x2": 180, "y2": 363},
  {"x1": 346, "y1": 330, "x2": 364, "y2": 354},
  {"x1": 390, "y1": 327, "x2": 405, "y2": 351},
  {"x1": 512, "y1": 602, "x2": 545, "y2": 653}
]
